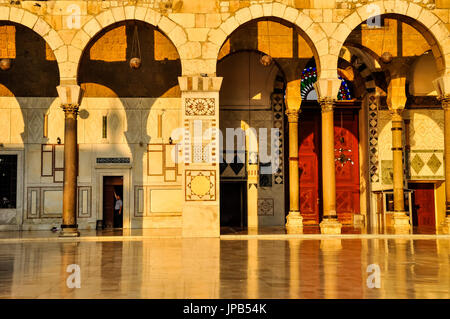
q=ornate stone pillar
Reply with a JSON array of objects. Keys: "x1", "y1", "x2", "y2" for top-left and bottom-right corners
[
  {"x1": 285, "y1": 108, "x2": 302, "y2": 228},
  {"x1": 318, "y1": 98, "x2": 342, "y2": 234},
  {"x1": 57, "y1": 85, "x2": 82, "y2": 237},
  {"x1": 387, "y1": 78, "x2": 410, "y2": 233},
  {"x1": 178, "y1": 76, "x2": 223, "y2": 237},
  {"x1": 314, "y1": 77, "x2": 342, "y2": 234},
  {"x1": 433, "y1": 77, "x2": 450, "y2": 232},
  {"x1": 390, "y1": 110, "x2": 409, "y2": 230},
  {"x1": 441, "y1": 96, "x2": 450, "y2": 230}
]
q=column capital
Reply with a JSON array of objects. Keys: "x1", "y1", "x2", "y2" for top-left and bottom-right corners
[
  {"x1": 61, "y1": 104, "x2": 80, "y2": 118},
  {"x1": 437, "y1": 94, "x2": 450, "y2": 109},
  {"x1": 285, "y1": 108, "x2": 300, "y2": 122},
  {"x1": 390, "y1": 108, "x2": 404, "y2": 122},
  {"x1": 318, "y1": 97, "x2": 335, "y2": 113}
]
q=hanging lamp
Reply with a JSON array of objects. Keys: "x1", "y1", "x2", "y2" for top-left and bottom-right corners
[
  {"x1": 380, "y1": 17, "x2": 393, "y2": 64},
  {"x1": 129, "y1": 24, "x2": 142, "y2": 69},
  {"x1": 0, "y1": 27, "x2": 13, "y2": 71},
  {"x1": 260, "y1": 20, "x2": 273, "y2": 67}
]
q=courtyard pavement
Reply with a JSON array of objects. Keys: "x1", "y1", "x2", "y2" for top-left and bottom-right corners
[{"x1": 0, "y1": 229, "x2": 449, "y2": 298}]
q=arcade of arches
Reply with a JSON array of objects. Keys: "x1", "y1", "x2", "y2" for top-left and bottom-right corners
[{"x1": 1, "y1": 1, "x2": 450, "y2": 237}]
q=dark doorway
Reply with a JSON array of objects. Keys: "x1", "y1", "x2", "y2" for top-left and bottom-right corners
[
  {"x1": 220, "y1": 181, "x2": 247, "y2": 228},
  {"x1": 0, "y1": 155, "x2": 17, "y2": 208},
  {"x1": 103, "y1": 176, "x2": 123, "y2": 228},
  {"x1": 410, "y1": 182, "x2": 436, "y2": 230}
]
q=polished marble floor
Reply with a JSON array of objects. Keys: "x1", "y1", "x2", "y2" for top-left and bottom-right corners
[{"x1": 0, "y1": 237, "x2": 449, "y2": 299}]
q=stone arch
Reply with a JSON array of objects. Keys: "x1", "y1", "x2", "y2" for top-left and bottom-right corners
[
  {"x1": 206, "y1": 2, "x2": 326, "y2": 76},
  {"x1": 341, "y1": 44, "x2": 381, "y2": 95},
  {"x1": 329, "y1": 1, "x2": 450, "y2": 77},
  {"x1": 68, "y1": 5, "x2": 187, "y2": 82},
  {"x1": 0, "y1": 6, "x2": 65, "y2": 75}
]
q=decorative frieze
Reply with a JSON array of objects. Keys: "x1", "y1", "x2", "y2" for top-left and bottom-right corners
[{"x1": 185, "y1": 97, "x2": 215, "y2": 116}]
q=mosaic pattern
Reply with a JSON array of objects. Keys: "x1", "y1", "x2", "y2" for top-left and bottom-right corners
[
  {"x1": 185, "y1": 98, "x2": 215, "y2": 116},
  {"x1": 271, "y1": 92, "x2": 284, "y2": 185},
  {"x1": 368, "y1": 94, "x2": 380, "y2": 183},
  {"x1": 185, "y1": 170, "x2": 216, "y2": 201},
  {"x1": 220, "y1": 151, "x2": 246, "y2": 178},
  {"x1": 300, "y1": 65, "x2": 353, "y2": 101},
  {"x1": 257, "y1": 198, "x2": 274, "y2": 216},
  {"x1": 408, "y1": 150, "x2": 444, "y2": 179}
]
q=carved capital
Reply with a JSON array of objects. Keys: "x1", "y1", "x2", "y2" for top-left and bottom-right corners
[
  {"x1": 285, "y1": 108, "x2": 300, "y2": 123},
  {"x1": 438, "y1": 94, "x2": 450, "y2": 110},
  {"x1": 61, "y1": 104, "x2": 80, "y2": 119},
  {"x1": 390, "y1": 108, "x2": 404, "y2": 122},
  {"x1": 318, "y1": 97, "x2": 334, "y2": 113}
]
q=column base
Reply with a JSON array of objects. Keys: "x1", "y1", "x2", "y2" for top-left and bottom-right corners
[
  {"x1": 320, "y1": 218, "x2": 342, "y2": 234},
  {"x1": 392, "y1": 211, "x2": 411, "y2": 234},
  {"x1": 285, "y1": 211, "x2": 303, "y2": 228},
  {"x1": 441, "y1": 216, "x2": 450, "y2": 234},
  {"x1": 59, "y1": 227, "x2": 80, "y2": 237}
]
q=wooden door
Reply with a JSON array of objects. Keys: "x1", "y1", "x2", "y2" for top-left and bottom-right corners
[
  {"x1": 410, "y1": 183, "x2": 435, "y2": 229},
  {"x1": 334, "y1": 110, "x2": 360, "y2": 225},
  {"x1": 298, "y1": 111, "x2": 321, "y2": 224}
]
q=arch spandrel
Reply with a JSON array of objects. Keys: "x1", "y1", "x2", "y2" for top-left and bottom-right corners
[
  {"x1": 0, "y1": 6, "x2": 65, "y2": 77},
  {"x1": 328, "y1": 1, "x2": 450, "y2": 80},
  {"x1": 68, "y1": 5, "x2": 187, "y2": 82},
  {"x1": 206, "y1": 3, "x2": 326, "y2": 78}
]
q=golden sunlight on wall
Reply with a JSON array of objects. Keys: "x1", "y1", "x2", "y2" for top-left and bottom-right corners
[
  {"x1": 361, "y1": 19, "x2": 429, "y2": 57},
  {"x1": 402, "y1": 23, "x2": 430, "y2": 56},
  {"x1": 361, "y1": 19, "x2": 397, "y2": 57},
  {"x1": 154, "y1": 30, "x2": 179, "y2": 61},
  {"x1": 0, "y1": 25, "x2": 15, "y2": 59},
  {"x1": 258, "y1": 21, "x2": 292, "y2": 58},
  {"x1": 45, "y1": 42, "x2": 56, "y2": 61},
  {"x1": 298, "y1": 34, "x2": 313, "y2": 58},
  {"x1": 90, "y1": 25, "x2": 127, "y2": 62}
]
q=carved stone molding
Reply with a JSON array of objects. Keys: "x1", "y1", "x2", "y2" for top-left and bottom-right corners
[
  {"x1": 61, "y1": 104, "x2": 80, "y2": 119},
  {"x1": 318, "y1": 97, "x2": 334, "y2": 113}
]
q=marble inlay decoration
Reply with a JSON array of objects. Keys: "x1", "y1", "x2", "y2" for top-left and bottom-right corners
[
  {"x1": 257, "y1": 198, "x2": 274, "y2": 216},
  {"x1": 368, "y1": 94, "x2": 379, "y2": 183},
  {"x1": 408, "y1": 150, "x2": 444, "y2": 180},
  {"x1": 185, "y1": 98, "x2": 215, "y2": 116},
  {"x1": 271, "y1": 92, "x2": 284, "y2": 185},
  {"x1": 185, "y1": 170, "x2": 216, "y2": 201}
]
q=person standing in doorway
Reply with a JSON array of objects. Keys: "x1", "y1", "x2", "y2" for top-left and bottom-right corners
[{"x1": 113, "y1": 192, "x2": 123, "y2": 228}]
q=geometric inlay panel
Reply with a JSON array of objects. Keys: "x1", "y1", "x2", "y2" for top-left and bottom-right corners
[
  {"x1": 185, "y1": 98, "x2": 215, "y2": 116},
  {"x1": 368, "y1": 94, "x2": 379, "y2": 183},
  {"x1": 271, "y1": 92, "x2": 284, "y2": 184},
  {"x1": 257, "y1": 198, "x2": 274, "y2": 216},
  {"x1": 185, "y1": 170, "x2": 216, "y2": 201},
  {"x1": 408, "y1": 150, "x2": 444, "y2": 180}
]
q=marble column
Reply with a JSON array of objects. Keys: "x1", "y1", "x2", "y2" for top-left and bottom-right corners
[
  {"x1": 390, "y1": 110, "x2": 410, "y2": 232},
  {"x1": 285, "y1": 108, "x2": 302, "y2": 229},
  {"x1": 60, "y1": 104, "x2": 80, "y2": 237},
  {"x1": 440, "y1": 95, "x2": 450, "y2": 230},
  {"x1": 433, "y1": 77, "x2": 450, "y2": 232},
  {"x1": 318, "y1": 98, "x2": 342, "y2": 234},
  {"x1": 57, "y1": 85, "x2": 82, "y2": 237}
]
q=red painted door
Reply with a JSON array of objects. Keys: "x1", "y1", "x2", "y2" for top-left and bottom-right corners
[
  {"x1": 334, "y1": 110, "x2": 360, "y2": 225},
  {"x1": 410, "y1": 183, "x2": 435, "y2": 229},
  {"x1": 298, "y1": 112, "x2": 320, "y2": 224}
]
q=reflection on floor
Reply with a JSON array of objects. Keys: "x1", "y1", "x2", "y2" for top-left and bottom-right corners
[
  {"x1": 0, "y1": 237, "x2": 449, "y2": 298},
  {"x1": 220, "y1": 226, "x2": 447, "y2": 235}
]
